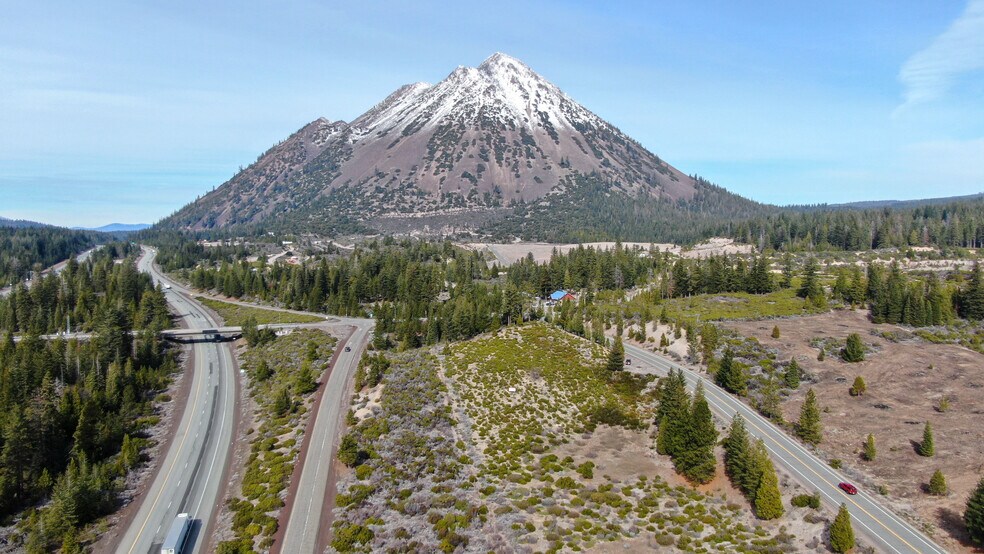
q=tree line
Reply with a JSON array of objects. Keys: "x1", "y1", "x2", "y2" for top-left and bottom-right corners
[
  {"x1": 478, "y1": 173, "x2": 984, "y2": 251},
  {"x1": 0, "y1": 246, "x2": 176, "y2": 552},
  {"x1": 0, "y1": 226, "x2": 100, "y2": 288},
  {"x1": 0, "y1": 242, "x2": 170, "y2": 336}
]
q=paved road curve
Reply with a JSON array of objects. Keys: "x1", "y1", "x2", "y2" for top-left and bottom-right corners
[
  {"x1": 625, "y1": 344, "x2": 947, "y2": 554},
  {"x1": 279, "y1": 318, "x2": 373, "y2": 553},
  {"x1": 115, "y1": 248, "x2": 237, "y2": 554}
]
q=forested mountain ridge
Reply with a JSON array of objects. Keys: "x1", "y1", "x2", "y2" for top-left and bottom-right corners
[{"x1": 0, "y1": 216, "x2": 50, "y2": 229}]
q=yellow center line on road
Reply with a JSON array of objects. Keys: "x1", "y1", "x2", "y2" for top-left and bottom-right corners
[
  {"x1": 126, "y1": 301, "x2": 206, "y2": 554},
  {"x1": 635, "y1": 349, "x2": 942, "y2": 554}
]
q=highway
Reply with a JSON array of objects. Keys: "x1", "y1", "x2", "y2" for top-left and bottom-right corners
[
  {"x1": 625, "y1": 344, "x2": 947, "y2": 554},
  {"x1": 278, "y1": 317, "x2": 373, "y2": 554},
  {"x1": 115, "y1": 247, "x2": 237, "y2": 554},
  {"x1": 124, "y1": 253, "x2": 374, "y2": 553}
]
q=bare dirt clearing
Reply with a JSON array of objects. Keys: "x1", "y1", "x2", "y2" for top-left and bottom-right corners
[
  {"x1": 726, "y1": 310, "x2": 984, "y2": 552},
  {"x1": 464, "y1": 238, "x2": 753, "y2": 266}
]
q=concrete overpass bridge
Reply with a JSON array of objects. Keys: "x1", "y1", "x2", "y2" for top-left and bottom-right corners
[{"x1": 10, "y1": 321, "x2": 331, "y2": 343}]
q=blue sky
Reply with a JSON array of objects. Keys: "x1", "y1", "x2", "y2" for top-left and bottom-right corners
[{"x1": 2, "y1": 0, "x2": 983, "y2": 227}]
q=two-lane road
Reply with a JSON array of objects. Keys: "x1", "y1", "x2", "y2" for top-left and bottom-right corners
[
  {"x1": 115, "y1": 248, "x2": 237, "y2": 554},
  {"x1": 278, "y1": 318, "x2": 373, "y2": 554},
  {"x1": 625, "y1": 344, "x2": 947, "y2": 554}
]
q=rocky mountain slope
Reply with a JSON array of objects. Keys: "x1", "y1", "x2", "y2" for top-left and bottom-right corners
[{"x1": 161, "y1": 53, "x2": 761, "y2": 237}]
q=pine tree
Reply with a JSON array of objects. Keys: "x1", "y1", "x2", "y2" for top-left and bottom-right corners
[
  {"x1": 743, "y1": 439, "x2": 771, "y2": 501},
  {"x1": 798, "y1": 257, "x2": 825, "y2": 307},
  {"x1": 607, "y1": 335, "x2": 625, "y2": 371},
  {"x1": 754, "y1": 459, "x2": 784, "y2": 520},
  {"x1": 715, "y1": 349, "x2": 747, "y2": 396},
  {"x1": 965, "y1": 477, "x2": 984, "y2": 546},
  {"x1": 676, "y1": 382, "x2": 717, "y2": 484},
  {"x1": 758, "y1": 376, "x2": 784, "y2": 423},
  {"x1": 272, "y1": 388, "x2": 292, "y2": 416},
  {"x1": 960, "y1": 262, "x2": 984, "y2": 320},
  {"x1": 254, "y1": 359, "x2": 273, "y2": 381},
  {"x1": 929, "y1": 469, "x2": 947, "y2": 496},
  {"x1": 796, "y1": 388, "x2": 823, "y2": 445},
  {"x1": 723, "y1": 414, "x2": 751, "y2": 486},
  {"x1": 863, "y1": 433, "x2": 876, "y2": 461},
  {"x1": 817, "y1": 348, "x2": 826, "y2": 361},
  {"x1": 294, "y1": 360, "x2": 318, "y2": 394},
  {"x1": 784, "y1": 358, "x2": 801, "y2": 388},
  {"x1": 771, "y1": 325, "x2": 780, "y2": 339},
  {"x1": 919, "y1": 421, "x2": 935, "y2": 457},
  {"x1": 120, "y1": 434, "x2": 140, "y2": 470},
  {"x1": 829, "y1": 503, "x2": 855, "y2": 553},
  {"x1": 656, "y1": 370, "x2": 689, "y2": 456},
  {"x1": 781, "y1": 253, "x2": 794, "y2": 289},
  {"x1": 700, "y1": 323, "x2": 719, "y2": 362},
  {"x1": 850, "y1": 375, "x2": 867, "y2": 396},
  {"x1": 842, "y1": 333, "x2": 865, "y2": 362}
]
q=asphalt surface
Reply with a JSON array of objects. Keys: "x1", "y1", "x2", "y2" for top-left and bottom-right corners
[
  {"x1": 279, "y1": 318, "x2": 373, "y2": 554},
  {"x1": 624, "y1": 344, "x2": 947, "y2": 554},
  {"x1": 115, "y1": 248, "x2": 237, "y2": 554}
]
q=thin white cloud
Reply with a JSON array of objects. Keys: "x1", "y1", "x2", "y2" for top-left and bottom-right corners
[{"x1": 897, "y1": 0, "x2": 984, "y2": 112}]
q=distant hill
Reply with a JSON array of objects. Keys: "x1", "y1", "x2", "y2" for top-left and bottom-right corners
[
  {"x1": 789, "y1": 192, "x2": 984, "y2": 212},
  {"x1": 74, "y1": 223, "x2": 151, "y2": 233},
  {"x1": 0, "y1": 216, "x2": 50, "y2": 229}
]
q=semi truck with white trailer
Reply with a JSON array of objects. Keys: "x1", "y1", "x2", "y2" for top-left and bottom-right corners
[{"x1": 160, "y1": 513, "x2": 191, "y2": 554}]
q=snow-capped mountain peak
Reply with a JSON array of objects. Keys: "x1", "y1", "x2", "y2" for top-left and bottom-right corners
[{"x1": 164, "y1": 53, "x2": 699, "y2": 232}]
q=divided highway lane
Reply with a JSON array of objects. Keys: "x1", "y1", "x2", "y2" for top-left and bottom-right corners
[
  {"x1": 115, "y1": 248, "x2": 237, "y2": 554},
  {"x1": 279, "y1": 318, "x2": 374, "y2": 554},
  {"x1": 625, "y1": 344, "x2": 947, "y2": 554}
]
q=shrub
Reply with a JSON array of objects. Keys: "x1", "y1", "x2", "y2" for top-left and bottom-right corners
[
  {"x1": 331, "y1": 523, "x2": 374, "y2": 551},
  {"x1": 849, "y1": 376, "x2": 866, "y2": 396},
  {"x1": 355, "y1": 464, "x2": 373, "y2": 480},
  {"x1": 863, "y1": 434, "x2": 876, "y2": 461},
  {"x1": 338, "y1": 434, "x2": 366, "y2": 467},
  {"x1": 929, "y1": 470, "x2": 947, "y2": 496},
  {"x1": 791, "y1": 493, "x2": 821, "y2": 509},
  {"x1": 556, "y1": 476, "x2": 580, "y2": 490},
  {"x1": 587, "y1": 403, "x2": 640, "y2": 429},
  {"x1": 841, "y1": 333, "x2": 865, "y2": 362}
]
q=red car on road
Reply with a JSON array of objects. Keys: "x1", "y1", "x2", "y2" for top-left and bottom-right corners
[{"x1": 838, "y1": 482, "x2": 858, "y2": 495}]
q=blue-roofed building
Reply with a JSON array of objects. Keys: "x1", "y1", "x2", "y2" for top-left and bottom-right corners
[{"x1": 549, "y1": 290, "x2": 575, "y2": 302}]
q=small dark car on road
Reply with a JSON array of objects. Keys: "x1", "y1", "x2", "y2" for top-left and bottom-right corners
[{"x1": 838, "y1": 482, "x2": 858, "y2": 495}]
